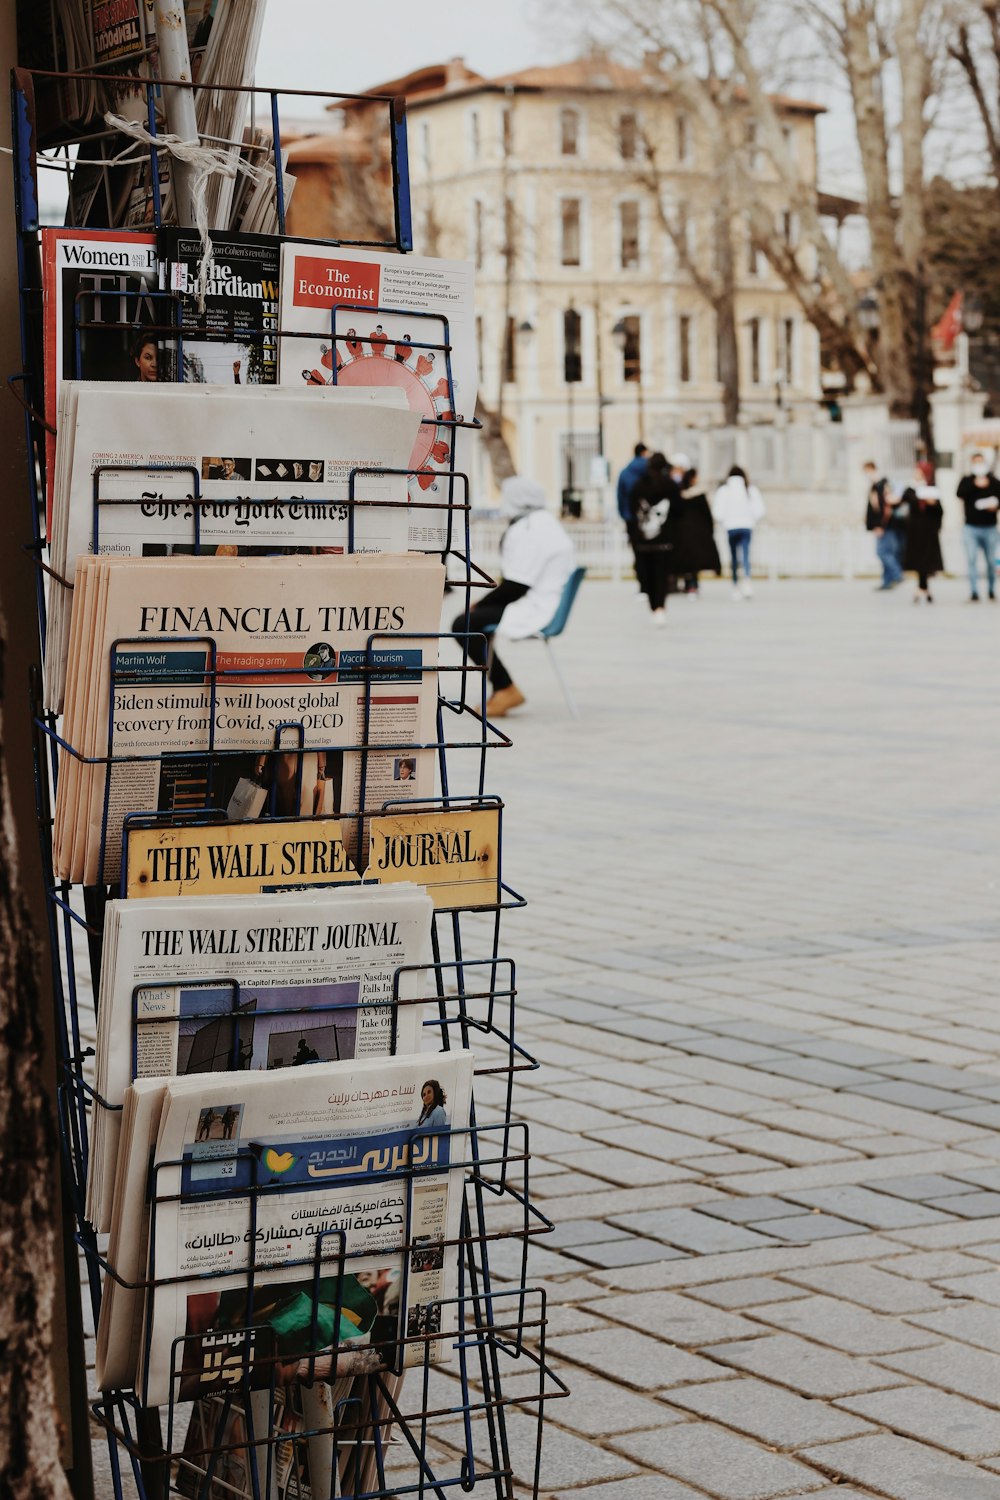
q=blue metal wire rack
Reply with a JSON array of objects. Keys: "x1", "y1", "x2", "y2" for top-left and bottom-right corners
[{"x1": 11, "y1": 66, "x2": 564, "y2": 1500}]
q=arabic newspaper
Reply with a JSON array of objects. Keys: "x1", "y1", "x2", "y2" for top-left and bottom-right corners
[{"x1": 124, "y1": 1053, "x2": 472, "y2": 1405}]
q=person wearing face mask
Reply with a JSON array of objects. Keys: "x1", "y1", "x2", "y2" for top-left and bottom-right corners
[{"x1": 957, "y1": 452, "x2": 1000, "y2": 601}]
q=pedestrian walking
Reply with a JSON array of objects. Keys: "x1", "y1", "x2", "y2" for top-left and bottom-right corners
[
  {"x1": 671, "y1": 465, "x2": 722, "y2": 595},
  {"x1": 632, "y1": 452, "x2": 681, "y2": 626},
  {"x1": 452, "y1": 476, "x2": 574, "y2": 717},
  {"x1": 712, "y1": 465, "x2": 765, "y2": 599},
  {"x1": 901, "y1": 467, "x2": 943, "y2": 604},
  {"x1": 863, "y1": 460, "x2": 906, "y2": 590},
  {"x1": 957, "y1": 451, "x2": 1000, "y2": 601},
  {"x1": 616, "y1": 443, "x2": 650, "y2": 598}
]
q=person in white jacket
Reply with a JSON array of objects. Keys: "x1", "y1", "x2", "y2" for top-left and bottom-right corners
[
  {"x1": 713, "y1": 465, "x2": 765, "y2": 599},
  {"x1": 452, "y1": 476, "x2": 575, "y2": 717}
]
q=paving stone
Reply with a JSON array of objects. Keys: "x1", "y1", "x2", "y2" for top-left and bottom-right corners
[
  {"x1": 905, "y1": 1303, "x2": 1000, "y2": 1353},
  {"x1": 690, "y1": 1277, "x2": 810, "y2": 1309},
  {"x1": 550, "y1": 1478, "x2": 707, "y2": 1500},
  {"x1": 875, "y1": 1173, "x2": 981, "y2": 1201},
  {"x1": 580, "y1": 1123, "x2": 731, "y2": 1161},
  {"x1": 782, "y1": 1039, "x2": 906, "y2": 1069},
  {"x1": 717, "y1": 1129, "x2": 862, "y2": 1166},
  {"x1": 665, "y1": 1375, "x2": 876, "y2": 1447},
  {"x1": 699, "y1": 1195, "x2": 803, "y2": 1224},
  {"x1": 545, "y1": 1219, "x2": 634, "y2": 1249},
  {"x1": 552, "y1": 1147, "x2": 700, "y2": 1188},
  {"x1": 552, "y1": 1326, "x2": 726, "y2": 1390},
  {"x1": 611, "y1": 1421, "x2": 829, "y2": 1498},
  {"x1": 562, "y1": 1237, "x2": 685, "y2": 1268},
  {"x1": 945, "y1": 1105, "x2": 1000, "y2": 1129},
  {"x1": 601, "y1": 1290, "x2": 762, "y2": 1346},
  {"x1": 747, "y1": 1107, "x2": 882, "y2": 1142},
  {"x1": 853, "y1": 1080, "x2": 983, "y2": 1113},
  {"x1": 749, "y1": 1057, "x2": 881, "y2": 1090},
  {"x1": 609, "y1": 1207, "x2": 777, "y2": 1254},
  {"x1": 784, "y1": 1185, "x2": 950, "y2": 1229},
  {"x1": 800, "y1": 1432, "x2": 1000, "y2": 1500},
  {"x1": 501, "y1": 1409, "x2": 637, "y2": 1490},
  {"x1": 928, "y1": 1192, "x2": 1000, "y2": 1219},
  {"x1": 707, "y1": 1334, "x2": 904, "y2": 1397},
  {"x1": 752, "y1": 1294, "x2": 935, "y2": 1355},
  {"x1": 781, "y1": 1263, "x2": 950, "y2": 1314},
  {"x1": 878, "y1": 1250, "x2": 995, "y2": 1280},
  {"x1": 935, "y1": 1271, "x2": 1000, "y2": 1306},
  {"x1": 950, "y1": 1168, "x2": 1000, "y2": 1192},
  {"x1": 532, "y1": 1367, "x2": 683, "y2": 1437},
  {"x1": 751, "y1": 1213, "x2": 868, "y2": 1242},
  {"x1": 837, "y1": 1386, "x2": 1000, "y2": 1460},
  {"x1": 880, "y1": 1343, "x2": 1000, "y2": 1410}
]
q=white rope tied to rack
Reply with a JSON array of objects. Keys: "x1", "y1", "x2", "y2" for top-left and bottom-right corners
[{"x1": 103, "y1": 112, "x2": 276, "y2": 310}]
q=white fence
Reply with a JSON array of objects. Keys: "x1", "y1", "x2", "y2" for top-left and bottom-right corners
[{"x1": 470, "y1": 519, "x2": 970, "y2": 581}]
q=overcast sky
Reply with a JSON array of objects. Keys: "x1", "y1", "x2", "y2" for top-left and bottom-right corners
[{"x1": 257, "y1": 0, "x2": 557, "y2": 117}]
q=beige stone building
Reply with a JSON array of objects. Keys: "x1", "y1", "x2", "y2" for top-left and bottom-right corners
[{"x1": 317, "y1": 55, "x2": 825, "y2": 508}]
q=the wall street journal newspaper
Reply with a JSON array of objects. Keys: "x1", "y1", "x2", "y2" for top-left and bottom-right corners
[{"x1": 87, "y1": 883, "x2": 434, "y2": 1233}]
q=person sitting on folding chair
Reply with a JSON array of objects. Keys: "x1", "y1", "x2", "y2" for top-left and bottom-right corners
[{"x1": 452, "y1": 476, "x2": 574, "y2": 717}]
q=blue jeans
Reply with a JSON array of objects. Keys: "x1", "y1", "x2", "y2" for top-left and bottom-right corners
[
  {"x1": 875, "y1": 528, "x2": 905, "y2": 586},
  {"x1": 963, "y1": 524, "x2": 997, "y2": 597},
  {"x1": 728, "y1": 529, "x2": 752, "y2": 584}
]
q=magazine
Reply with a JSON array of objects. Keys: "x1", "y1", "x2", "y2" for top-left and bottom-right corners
[
  {"x1": 97, "y1": 1053, "x2": 473, "y2": 1402},
  {"x1": 158, "y1": 230, "x2": 280, "y2": 385},
  {"x1": 41, "y1": 228, "x2": 158, "y2": 529},
  {"x1": 278, "y1": 243, "x2": 477, "y2": 550},
  {"x1": 52, "y1": 551, "x2": 445, "y2": 883},
  {"x1": 86, "y1": 883, "x2": 434, "y2": 1232},
  {"x1": 45, "y1": 381, "x2": 422, "y2": 711}
]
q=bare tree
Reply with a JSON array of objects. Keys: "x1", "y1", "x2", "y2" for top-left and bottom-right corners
[{"x1": 567, "y1": 0, "x2": 942, "y2": 449}]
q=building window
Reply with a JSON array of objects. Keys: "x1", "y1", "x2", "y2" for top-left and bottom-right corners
[
  {"x1": 421, "y1": 121, "x2": 430, "y2": 174},
  {"x1": 676, "y1": 112, "x2": 690, "y2": 164},
  {"x1": 503, "y1": 196, "x2": 516, "y2": 260},
  {"x1": 746, "y1": 121, "x2": 759, "y2": 170},
  {"x1": 749, "y1": 317, "x2": 761, "y2": 384},
  {"x1": 501, "y1": 105, "x2": 513, "y2": 156},
  {"x1": 472, "y1": 200, "x2": 483, "y2": 269},
  {"x1": 560, "y1": 198, "x2": 582, "y2": 266},
  {"x1": 679, "y1": 315, "x2": 692, "y2": 384},
  {"x1": 503, "y1": 315, "x2": 517, "y2": 383},
  {"x1": 618, "y1": 111, "x2": 638, "y2": 160},
  {"x1": 563, "y1": 308, "x2": 582, "y2": 383},
  {"x1": 747, "y1": 215, "x2": 758, "y2": 276},
  {"x1": 560, "y1": 107, "x2": 580, "y2": 156},
  {"x1": 469, "y1": 109, "x2": 480, "y2": 160},
  {"x1": 622, "y1": 315, "x2": 641, "y2": 383},
  {"x1": 476, "y1": 315, "x2": 484, "y2": 384},
  {"x1": 782, "y1": 317, "x2": 794, "y2": 383},
  {"x1": 619, "y1": 201, "x2": 640, "y2": 269},
  {"x1": 675, "y1": 202, "x2": 691, "y2": 260}
]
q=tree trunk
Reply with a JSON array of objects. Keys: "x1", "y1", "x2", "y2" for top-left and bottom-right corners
[
  {"x1": 476, "y1": 396, "x2": 517, "y2": 483},
  {"x1": 714, "y1": 179, "x2": 740, "y2": 426},
  {"x1": 0, "y1": 623, "x2": 73, "y2": 1500}
]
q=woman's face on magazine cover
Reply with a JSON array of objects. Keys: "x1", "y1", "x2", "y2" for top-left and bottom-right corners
[{"x1": 135, "y1": 341, "x2": 158, "y2": 381}]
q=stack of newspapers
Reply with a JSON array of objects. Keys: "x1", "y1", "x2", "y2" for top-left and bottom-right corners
[{"x1": 39, "y1": 142, "x2": 492, "y2": 1487}]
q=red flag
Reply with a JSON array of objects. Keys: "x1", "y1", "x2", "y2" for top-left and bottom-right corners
[{"x1": 932, "y1": 290, "x2": 962, "y2": 349}]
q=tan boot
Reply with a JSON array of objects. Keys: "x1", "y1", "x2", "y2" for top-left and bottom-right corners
[{"x1": 486, "y1": 685, "x2": 526, "y2": 718}]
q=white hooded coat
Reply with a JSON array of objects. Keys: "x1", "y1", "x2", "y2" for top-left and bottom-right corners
[
  {"x1": 494, "y1": 477, "x2": 576, "y2": 640},
  {"x1": 713, "y1": 475, "x2": 766, "y2": 531}
]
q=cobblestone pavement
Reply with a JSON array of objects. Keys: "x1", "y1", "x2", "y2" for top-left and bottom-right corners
[{"x1": 435, "y1": 576, "x2": 1000, "y2": 1498}]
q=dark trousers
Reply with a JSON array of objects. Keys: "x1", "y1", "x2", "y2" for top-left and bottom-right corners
[
  {"x1": 646, "y1": 552, "x2": 671, "y2": 610},
  {"x1": 452, "y1": 580, "x2": 529, "y2": 692},
  {"x1": 626, "y1": 520, "x2": 651, "y2": 597}
]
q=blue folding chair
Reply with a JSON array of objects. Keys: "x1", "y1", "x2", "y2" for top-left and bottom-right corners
[{"x1": 485, "y1": 566, "x2": 587, "y2": 719}]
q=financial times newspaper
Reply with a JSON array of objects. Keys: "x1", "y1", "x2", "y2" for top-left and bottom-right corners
[
  {"x1": 87, "y1": 884, "x2": 434, "y2": 1233},
  {"x1": 138, "y1": 1054, "x2": 473, "y2": 1406},
  {"x1": 52, "y1": 551, "x2": 444, "y2": 884}
]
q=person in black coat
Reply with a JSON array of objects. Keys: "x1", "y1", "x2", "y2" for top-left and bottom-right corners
[
  {"x1": 632, "y1": 452, "x2": 680, "y2": 625},
  {"x1": 901, "y1": 466, "x2": 944, "y2": 604},
  {"x1": 670, "y1": 466, "x2": 722, "y2": 593}
]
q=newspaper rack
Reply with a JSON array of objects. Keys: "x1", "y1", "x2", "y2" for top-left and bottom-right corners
[{"x1": 12, "y1": 65, "x2": 563, "y2": 1500}]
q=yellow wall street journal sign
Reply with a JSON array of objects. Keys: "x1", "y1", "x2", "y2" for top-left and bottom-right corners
[{"x1": 124, "y1": 807, "x2": 500, "y2": 909}]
